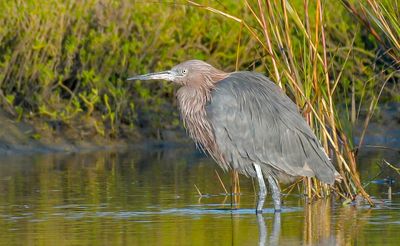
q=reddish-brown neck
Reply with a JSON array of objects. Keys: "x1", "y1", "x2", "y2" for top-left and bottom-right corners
[{"x1": 176, "y1": 71, "x2": 228, "y2": 166}]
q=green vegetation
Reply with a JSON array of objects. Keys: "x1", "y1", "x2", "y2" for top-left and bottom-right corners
[
  {"x1": 0, "y1": 0, "x2": 257, "y2": 138},
  {"x1": 0, "y1": 1, "x2": 398, "y2": 200}
]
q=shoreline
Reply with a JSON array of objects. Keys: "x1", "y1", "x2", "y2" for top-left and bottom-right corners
[
  {"x1": 0, "y1": 102, "x2": 398, "y2": 156},
  {"x1": 0, "y1": 108, "x2": 193, "y2": 156}
]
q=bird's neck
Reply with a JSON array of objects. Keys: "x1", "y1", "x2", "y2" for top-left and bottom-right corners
[
  {"x1": 177, "y1": 85, "x2": 212, "y2": 135},
  {"x1": 177, "y1": 70, "x2": 228, "y2": 115},
  {"x1": 176, "y1": 70, "x2": 229, "y2": 163},
  {"x1": 176, "y1": 85, "x2": 218, "y2": 157},
  {"x1": 188, "y1": 69, "x2": 229, "y2": 91}
]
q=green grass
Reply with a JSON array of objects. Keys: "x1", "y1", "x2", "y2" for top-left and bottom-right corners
[{"x1": 0, "y1": 0, "x2": 259, "y2": 137}]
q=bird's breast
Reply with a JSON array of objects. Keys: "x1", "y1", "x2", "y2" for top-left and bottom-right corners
[{"x1": 176, "y1": 86, "x2": 225, "y2": 164}]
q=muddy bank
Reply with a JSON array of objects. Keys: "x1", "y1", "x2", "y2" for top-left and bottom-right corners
[
  {"x1": 0, "y1": 102, "x2": 398, "y2": 155},
  {"x1": 0, "y1": 109, "x2": 191, "y2": 155},
  {"x1": 0, "y1": 109, "x2": 124, "y2": 155}
]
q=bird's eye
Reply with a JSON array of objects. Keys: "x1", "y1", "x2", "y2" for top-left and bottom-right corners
[{"x1": 182, "y1": 69, "x2": 188, "y2": 75}]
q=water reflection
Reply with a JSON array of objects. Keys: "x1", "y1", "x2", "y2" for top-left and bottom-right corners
[
  {"x1": 0, "y1": 147, "x2": 398, "y2": 245},
  {"x1": 256, "y1": 213, "x2": 280, "y2": 246}
]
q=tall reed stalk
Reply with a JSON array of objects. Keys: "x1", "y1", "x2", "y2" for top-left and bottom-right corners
[
  {"x1": 342, "y1": 0, "x2": 400, "y2": 66},
  {"x1": 188, "y1": 0, "x2": 374, "y2": 204}
]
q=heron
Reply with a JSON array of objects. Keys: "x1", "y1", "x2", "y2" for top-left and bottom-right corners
[{"x1": 128, "y1": 60, "x2": 340, "y2": 213}]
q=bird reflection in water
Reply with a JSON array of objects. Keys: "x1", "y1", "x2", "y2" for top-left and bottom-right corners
[
  {"x1": 256, "y1": 213, "x2": 281, "y2": 246},
  {"x1": 233, "y1": 198, "x2": 369, "y2": 246}
]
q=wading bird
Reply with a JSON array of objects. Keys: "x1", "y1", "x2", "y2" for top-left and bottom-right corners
[{"x1": 128, "y1": 60, "x2": 340, "y2": 213}]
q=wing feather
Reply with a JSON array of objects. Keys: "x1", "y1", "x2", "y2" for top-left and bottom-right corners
[{"x1": 206, "y1": 72, "x2": 337, "y2": 184}]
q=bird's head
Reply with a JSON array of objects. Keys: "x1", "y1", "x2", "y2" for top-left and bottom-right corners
[{"x1": 128, "y1": 60, "x2": 228, "y2": 88}]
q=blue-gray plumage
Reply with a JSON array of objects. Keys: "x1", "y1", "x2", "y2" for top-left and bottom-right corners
[
  {"x1": 207, "y1": 72, "x2": 337, "y2": 183},
  {"x1": 128, "y1": 60, "x2": 340, "y2": 213}
]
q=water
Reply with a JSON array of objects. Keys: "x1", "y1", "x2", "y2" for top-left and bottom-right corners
[{"x1": 0, "y1": 145, "x2": 399, "y2": 245}]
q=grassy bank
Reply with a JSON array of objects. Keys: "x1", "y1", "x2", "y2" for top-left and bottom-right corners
[
  {"x1": 0, "y1": 1, "x2": 398, "y2": 201},
  {"x1": 0, "y1": 0, "x2": 259, "y2": 139}
]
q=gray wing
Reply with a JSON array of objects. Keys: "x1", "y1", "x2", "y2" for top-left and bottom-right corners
[{"x1": 206, "y1": 72, "x2": 336, "y2": 184}]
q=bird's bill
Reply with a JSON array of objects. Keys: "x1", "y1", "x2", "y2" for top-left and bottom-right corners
[{"x1": 127, "y1": 70, "x2": 176, "y2": 81}]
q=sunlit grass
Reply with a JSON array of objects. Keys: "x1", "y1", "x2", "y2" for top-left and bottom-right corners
[{"x1": 342, "y1": 0, "x2": 400, "y2": 65}]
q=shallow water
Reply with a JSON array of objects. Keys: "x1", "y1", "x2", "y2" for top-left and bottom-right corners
[{"x1": 0, "y1": 146, "x2": 399, "y2": 245}]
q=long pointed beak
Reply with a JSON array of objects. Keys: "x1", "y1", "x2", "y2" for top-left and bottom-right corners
[{"x1": 127, "y1": 70, "x2": 176, "y2": 81}]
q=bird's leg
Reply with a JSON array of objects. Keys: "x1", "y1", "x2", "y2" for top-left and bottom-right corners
[
  {"x1": 253, "y1": 163, "x2": 267, "y2": 213},
  {"x1": 267, "y1": 176, "x2": 281, "y2": 212}
]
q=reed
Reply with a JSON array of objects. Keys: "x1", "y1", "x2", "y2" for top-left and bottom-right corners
[
  {"x1": 186, "y1": 0, "x2": 395, "y2": 204},
  {"x1": 342, "y1": 0, "x2": 400, "y2": 66}
]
